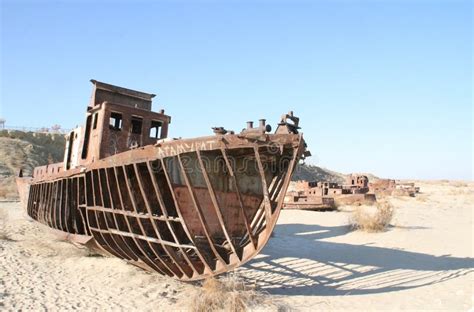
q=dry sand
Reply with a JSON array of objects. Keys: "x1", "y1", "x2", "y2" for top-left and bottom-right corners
[{"x1": 1, "y1": 181, "x2": 473, "y2": 311}]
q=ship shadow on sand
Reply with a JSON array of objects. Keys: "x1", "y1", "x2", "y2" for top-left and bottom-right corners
[{"x1": 239, "y1": 223, "x2": 474, "y2": 296}]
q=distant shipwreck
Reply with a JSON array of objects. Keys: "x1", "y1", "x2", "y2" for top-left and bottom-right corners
[{"x1": 16, "y1": 80, "x2": 309, "y2": 281}]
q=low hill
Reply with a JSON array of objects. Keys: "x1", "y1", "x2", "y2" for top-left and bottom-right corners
[
  {"x1": 0, "y1": 131, "x2": 65, "y2": 199},
  {"x1": 292, "y1": 164, "x2": 347, "y2": 184}
]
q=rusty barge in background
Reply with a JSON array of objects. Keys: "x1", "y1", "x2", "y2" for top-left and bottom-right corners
[{"x1": 15, "y1": 80, "x2": 308, "y2": 281}]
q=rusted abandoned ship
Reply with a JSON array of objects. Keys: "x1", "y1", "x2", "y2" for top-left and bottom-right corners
[{"x1": 15, "y1": 80, "x2": 308, "y2": 281}]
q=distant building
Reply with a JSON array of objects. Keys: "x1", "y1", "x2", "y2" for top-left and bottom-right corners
[
  {"x1": 369, "y1": 179, "x2": 419, "y2": 197},
  {"x1": 285, "y1": 174, "x2": 375, "y2": 210},
  {"x1": 369, "y1": 179, "x2": 397, "y2": 195},
  {"x1": 0, "y1": 118, "x2": 5, "y2": 129},
  {"x1": 343, "y1": 174, "x2": 370, "y2": 194}
]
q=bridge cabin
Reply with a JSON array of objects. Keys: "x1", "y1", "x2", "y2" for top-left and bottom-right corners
[{"x1": 34, "y1": 80, "x2": 171, "y2": 179}]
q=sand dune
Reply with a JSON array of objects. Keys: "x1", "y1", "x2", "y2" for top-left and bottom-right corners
[{"x1": 1, "y1": 181, "x2": 473, "y2": 310}]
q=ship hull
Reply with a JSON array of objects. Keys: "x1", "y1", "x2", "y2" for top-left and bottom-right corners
[{"x1": 18, "y1": 133, "x2": 304, "y2": 280}]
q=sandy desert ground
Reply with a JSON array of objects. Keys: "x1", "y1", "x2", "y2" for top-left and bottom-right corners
[{"x1": 1, "y1": 181, "x2": 473, "y2": 311}]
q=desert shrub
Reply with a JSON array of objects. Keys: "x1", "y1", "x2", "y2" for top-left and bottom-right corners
[
  {"x1": 448, "y1": 188, "x2": 470, "y2": 196},
  {"x1": 0, "y1": 229, "x2": 15, "y2": 242},
  {"x1": 351, "y1": 201, "x2": 394, "y2": 232},
  {"x1": 449, "y1": 181, "x2": 468, "y2": 188},
  {"x1": 190, "y1": 274, "x2": 265, "y2": 312},
  {"x1": 0, "y1": 209, "x2": 14, "y2": 241}
]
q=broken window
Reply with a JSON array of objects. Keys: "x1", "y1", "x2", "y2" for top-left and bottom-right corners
[
  {"x1": 82, "y1": 115, "x2": 92, "y2": 159},
  {"x1": 149, "y1": 120, "x2": 163, "y2": 139},
  {"x1": 131, "y1": 117, "x2": 143, "y2": 134},
  {"x1": 109, "y1": 112, "x2": 123, "y2": 131},
  {"x1": 92, "y1": 113, "x2": 98, "y2": 129}
]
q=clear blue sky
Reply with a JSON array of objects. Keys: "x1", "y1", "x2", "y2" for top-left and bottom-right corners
[{"x1": 1, "y1": 0, "x2": 472, "y2": 180}]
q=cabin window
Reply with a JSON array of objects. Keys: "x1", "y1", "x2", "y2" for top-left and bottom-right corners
[
  {"x1": 82, "y1": 115, "x2": 92, "y2": 159},
  {"x1": 92, "y1": 113, "x2": 98, "y2": 129},
  {"x1": 65, "y1": 130, "x2": 75, "y2": 170},
  {"x1": 109, "y1": 112, "x2": 123, "y2": 131},
  {"x1": 149, "y1": 120, "x2": 162, "y2": 139},
  {"x1": 131, "y1": 117, "x2": 143, "y2": 134}
]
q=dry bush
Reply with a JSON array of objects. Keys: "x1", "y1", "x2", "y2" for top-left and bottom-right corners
[
  {"x1": 450, "y1": 181, "x2": 468, "y2": 188},
  {"x1": 351, "y1": 201, "x2": 394, "y2": 232},
  {"x1": 448, "y1": 188, "x2": 470, "y2": 196},
  {"x1": 0, "y1": 210, "x2": 14, "y2": 242},
  {"x1": 0, "y1": 230, "x2": 15, "y2": 242},
  {"x1": 190, "y1": 274, "x2": 266, "y2": 312},
  {"x1": 0, "y1": 223, "x2": 9, "y2": 240}
]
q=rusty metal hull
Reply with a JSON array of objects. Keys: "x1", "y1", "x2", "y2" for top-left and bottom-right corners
[{"x1": 18, "y1": 133, "x2": 304, "y2": 280}]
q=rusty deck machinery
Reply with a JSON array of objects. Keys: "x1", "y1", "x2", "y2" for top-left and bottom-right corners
[{"x1": 16, "y1": 80, "x2": 309, "y2": 281}]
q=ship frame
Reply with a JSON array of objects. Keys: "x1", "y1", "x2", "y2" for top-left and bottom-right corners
[{"x1": 16, "y1": 80, "x2": 308, "y2": 281}]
